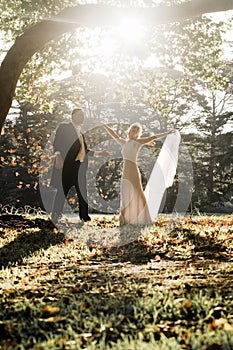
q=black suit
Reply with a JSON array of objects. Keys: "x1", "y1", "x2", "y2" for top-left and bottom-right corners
[{"x1": 51, "y1": 122, "x2": 93, "y2": 220}]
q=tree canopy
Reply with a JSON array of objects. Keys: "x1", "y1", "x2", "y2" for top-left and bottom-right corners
[
  {"x1": 0, "y1": 0, "x2": 233, "y2": 132},
  {"x1": 0, "y1": 0, "x2": 232, "y2": 213}
]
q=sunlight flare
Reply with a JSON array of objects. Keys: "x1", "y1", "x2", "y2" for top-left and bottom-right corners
[{"x1": 117, "y1": 16, "x2": 145, "y2": 45}]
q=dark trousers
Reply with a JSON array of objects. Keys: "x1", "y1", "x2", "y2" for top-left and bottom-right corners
[{"x1": 52, "y1": 161, "x2": 89, "y2": 219}]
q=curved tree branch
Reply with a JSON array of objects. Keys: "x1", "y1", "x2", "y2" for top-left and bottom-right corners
[{"x1": 0, "y1": 0, "x2": 233, "y2": 133}]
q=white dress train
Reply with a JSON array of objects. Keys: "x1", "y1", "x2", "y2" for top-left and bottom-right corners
[{"x1": 144, "y1": 130, "x2": 181, "y2": 221}]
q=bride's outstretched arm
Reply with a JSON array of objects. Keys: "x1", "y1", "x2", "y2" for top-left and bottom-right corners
[
  {"x1": 138, "y1": 129, "x2": 176, "y2": 145},
  {"x1": 102, "y1": 124, "x2": 123, "y2": 143},
  {"x1": 155, "y1": 129, "x2": 176, "y2": 140}
]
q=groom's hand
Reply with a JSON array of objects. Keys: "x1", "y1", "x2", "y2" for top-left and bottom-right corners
[
  {"x1": 55, "y1": 152, "x2": 63, "y2": 169},
  {"x1": 100, "y1": 150, "x2": 112, "y2": 157},
  {"x1": 92, "y1": 150, "x2": 112, "y2": 157}
]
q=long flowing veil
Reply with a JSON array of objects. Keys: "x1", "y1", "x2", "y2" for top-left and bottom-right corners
[{"x1": 144, "y1": 130, "x2": 181, "y2": 221}]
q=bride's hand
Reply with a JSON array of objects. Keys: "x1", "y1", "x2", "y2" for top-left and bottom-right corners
[
  {"x1": 93, "y1": 120, "x2": 104, "y2": 127},
  {"x1": 147, "y1": 140, "x2": 156, "y2": 146}
]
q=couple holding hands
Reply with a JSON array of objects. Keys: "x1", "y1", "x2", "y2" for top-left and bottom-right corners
[{"x1": 51, "y1": 108, "x2": 179, "y2": 226}]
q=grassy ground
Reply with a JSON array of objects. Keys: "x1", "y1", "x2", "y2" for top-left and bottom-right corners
[{"x1": 0, "y1": 212, "x2": 232, "y2": 349}]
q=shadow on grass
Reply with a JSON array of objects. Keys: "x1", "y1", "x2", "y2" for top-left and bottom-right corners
[
  {"x1": 106, "y1": 242, "x2": 156, "y2": 264},
  {"x1": 0, "y1": 288, "x2": 169, "y2": 347},
  {"x1": 106, "y1": 226, "x2": 231, "y2": 264},
  {"x1": 1, "y1": 266, "x2": 232, "y2": 349},
  {"x1": 0, "y1": 214, "x2": 231, "y2": 267},
  {"x1": 175, "y1": 227, "x2": 230, "y2": 261},
  {"x1": 0, "y1": 215, "x2": 65, "y2": 267}
]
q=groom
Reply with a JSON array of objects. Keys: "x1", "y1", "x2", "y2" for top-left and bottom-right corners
[{"x1": 51, "y1": 108, "x2": 109, "y2": 224}]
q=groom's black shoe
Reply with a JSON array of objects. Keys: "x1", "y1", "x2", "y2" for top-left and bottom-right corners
[{"x1": 81, "y1": 215, "x2": 91, "y2": 222}]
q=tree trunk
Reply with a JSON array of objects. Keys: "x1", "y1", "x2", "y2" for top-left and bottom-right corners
[{"x1": 1, "y1": 0, "x2": 233, "y2": 133}]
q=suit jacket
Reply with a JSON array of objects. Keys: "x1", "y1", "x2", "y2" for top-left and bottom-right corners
[{"x1": 51, "y1": 122, "x2": 93, "y2": 188}]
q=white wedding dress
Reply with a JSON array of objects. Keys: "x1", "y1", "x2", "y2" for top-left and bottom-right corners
[
  {"x1": 118, "y1": 139, "x2": 152, "y2": 226},
  {"x1": 144, "y1": 130, "x2": 181, "y2": 221}
]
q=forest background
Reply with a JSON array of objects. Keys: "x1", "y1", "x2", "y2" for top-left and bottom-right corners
[{"x1": 0, "y1": 0, "x2": 232, "y2": 217}]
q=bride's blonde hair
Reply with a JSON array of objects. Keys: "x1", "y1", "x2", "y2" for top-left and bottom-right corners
[{"x1": 127, "y1": 122, "x2": 142, "y2": 140}]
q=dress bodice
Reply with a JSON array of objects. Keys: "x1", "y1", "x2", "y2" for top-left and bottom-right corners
[{"x1": 121, "y1": 140, "x2": 142, "y2": 163}]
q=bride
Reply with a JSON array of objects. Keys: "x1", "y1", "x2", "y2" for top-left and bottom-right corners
[{"x1": 102, "y1": 122, "x2": 177, "y2": 226}]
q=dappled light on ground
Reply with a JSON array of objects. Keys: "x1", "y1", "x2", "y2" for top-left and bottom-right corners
[{"x1": 0, "y1": 213, "x2": 232, "y2": 349}]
